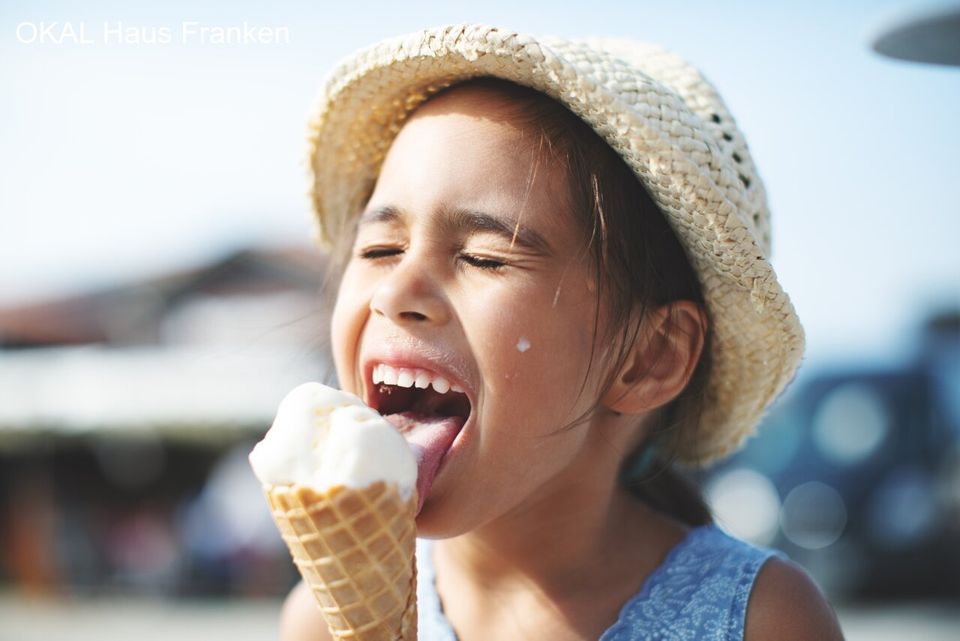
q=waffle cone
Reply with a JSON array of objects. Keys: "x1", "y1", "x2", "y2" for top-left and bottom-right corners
[{"x1": 265, "y1": 481, "x2": 418, "y2": 641}]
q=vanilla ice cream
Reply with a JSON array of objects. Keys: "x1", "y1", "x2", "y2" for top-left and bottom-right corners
[{"x1": 248, "y1": 382, "x2": 417, "y2": 499}]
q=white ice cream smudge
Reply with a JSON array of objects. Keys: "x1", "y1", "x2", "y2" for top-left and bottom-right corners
[
  {"x1": 248, "y1": 382, "x2": 417, "y2": 499},
  {"x1": 516, "y1": 336, "x2": 531, "y2": 353}
]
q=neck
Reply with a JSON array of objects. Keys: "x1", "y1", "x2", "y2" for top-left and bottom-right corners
[
  {"x1": 435, "y1": 416, "x2": 678, "y2": 597},
  {"x1": 429, "y1": 414, "x2": 690, "y2": 641}
]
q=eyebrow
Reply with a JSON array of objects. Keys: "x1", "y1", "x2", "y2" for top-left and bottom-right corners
[{"x1": 357, "y1": 204, "x2": 553, "y2": 255}]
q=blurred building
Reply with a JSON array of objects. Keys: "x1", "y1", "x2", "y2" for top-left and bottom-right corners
[{"x1": 0, "y1": 246, "x2": 332, "y2": 596}]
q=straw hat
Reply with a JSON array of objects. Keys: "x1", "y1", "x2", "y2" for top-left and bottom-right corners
[{"x1": 305, "y1": 24, "x2": 804, "y2": 465}]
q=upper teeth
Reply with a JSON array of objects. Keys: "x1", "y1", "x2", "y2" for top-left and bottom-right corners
[{"x1": 372, "y1": 363, "x2": 464, "y2": 395}]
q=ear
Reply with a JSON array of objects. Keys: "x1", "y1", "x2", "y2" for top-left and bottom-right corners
[{"x1": 601, "y1": 301, "x2": 707, "y2": 415}]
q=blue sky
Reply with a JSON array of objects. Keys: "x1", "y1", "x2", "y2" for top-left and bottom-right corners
[{"x1": 1, "y1": 0, "x2": 958, "y2": 366}]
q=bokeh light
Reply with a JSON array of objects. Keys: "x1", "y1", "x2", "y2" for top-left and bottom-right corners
[
  {"x1": 781, "y1": 481, "x2": 848, "y2": 550},
  {"x1": 812, "y1": 383, "x2": 891, "y2": 465},
  {"x1": 867, "y1": 465, "x2": 938, "y2": 549},
  {"x1": 705, "y1": 468, "x2": 781, "y2": 546}
]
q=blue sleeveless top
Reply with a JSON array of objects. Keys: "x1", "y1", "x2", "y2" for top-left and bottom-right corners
[{"x1": 416, "y1": 525, "x2": 784, "y2": 641}]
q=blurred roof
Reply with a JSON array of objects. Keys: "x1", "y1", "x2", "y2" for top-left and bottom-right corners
[
  {"x1": 0, "y1": 245, "x2": 332, "y2": 441},
  {"x1": 0, "y1": 246, "x2": 327, "y2": 348}
]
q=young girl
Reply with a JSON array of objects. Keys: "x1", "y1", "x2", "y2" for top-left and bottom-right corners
[{"x1": 281, "y1": 24, "x2": 843, "y2": 641}]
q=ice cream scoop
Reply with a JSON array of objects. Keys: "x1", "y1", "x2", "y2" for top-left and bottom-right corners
[{"x1": 248, "y1": 382, "x2": 417, "y2": 496}]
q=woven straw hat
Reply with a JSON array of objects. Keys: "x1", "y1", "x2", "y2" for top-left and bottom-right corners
[{"x1": 306, "y1": 24, "x2": 804, "y2": 465}]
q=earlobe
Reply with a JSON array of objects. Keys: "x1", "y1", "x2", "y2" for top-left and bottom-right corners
[{"x1": 601, "y1": 302, "x2": 707, "y2": 415}]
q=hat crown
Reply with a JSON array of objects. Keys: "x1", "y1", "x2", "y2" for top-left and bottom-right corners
[{"x1": 542, "y1": 36, "x2": 772, "y2": 257}]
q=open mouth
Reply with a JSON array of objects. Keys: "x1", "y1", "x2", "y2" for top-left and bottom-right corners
[
  {"x1": 366, "y1": 364, "x2": 472, "y2": 513},
  {"x1": 371, "y1": 380, "x2": 471, "y2": 422}
]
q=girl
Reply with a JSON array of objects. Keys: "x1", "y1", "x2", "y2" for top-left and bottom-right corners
[{"x1": 281, "y1": 24, "x2": 843, "y2": 641}]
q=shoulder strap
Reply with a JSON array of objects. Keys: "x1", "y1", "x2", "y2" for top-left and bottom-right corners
[{"x1": 600, "y1": 526, "x2": 784, "y2": 641}]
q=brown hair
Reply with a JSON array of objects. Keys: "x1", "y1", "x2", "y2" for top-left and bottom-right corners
[{"x1": 325, "y1": 76, "x2": 713, "y2": 526}]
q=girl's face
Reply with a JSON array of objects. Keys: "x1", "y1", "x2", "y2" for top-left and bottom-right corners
[{"x1": 331, "y1": 88, "x2": 615, "y2": 536}]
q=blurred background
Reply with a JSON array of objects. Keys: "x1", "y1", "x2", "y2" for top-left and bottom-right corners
[{"x1": 1, "y1": 1, "x2": 958, "y2": 639}]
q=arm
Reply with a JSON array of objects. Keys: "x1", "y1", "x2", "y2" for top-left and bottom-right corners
[
  {"x1": 280, "y1": 580, "x2": 334, "y2": 641},
  {"x1": 745, "y1": 558, "x2": 845, "y2": 641}
]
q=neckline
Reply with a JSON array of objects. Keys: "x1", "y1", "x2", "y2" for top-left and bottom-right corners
[{"x1": 419, "y1": 524, "x2": 716, "y2": 640}]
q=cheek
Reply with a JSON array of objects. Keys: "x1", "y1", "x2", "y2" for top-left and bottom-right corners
[
  {"x1": 475, "y1": 291, "x2": 599, "y2": 418},
  {"x1": 329, "y1": 271, "x2": 367, "y2": 392}
]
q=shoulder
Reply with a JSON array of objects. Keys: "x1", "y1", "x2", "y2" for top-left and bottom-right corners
[{"x1": 744, "y1": 557, "x2": 845, "y2": 641}]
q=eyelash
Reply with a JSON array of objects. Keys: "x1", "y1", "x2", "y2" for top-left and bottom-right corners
[
  {"x1": 357, "y1": 247, "x2": 506, "y2": 271},
  {"x1": 460, "y1": 254, "x2": 506, "y2": 271},
  {"x1": 358, "y1": 247, "x2": 402, "y2": 260}
]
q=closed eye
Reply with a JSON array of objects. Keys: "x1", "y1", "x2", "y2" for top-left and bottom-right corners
[
  {"x1": 460, "y1": 254, "x2": 506, "y2": 271},
  {"x1": 358, "y1": 247, "x2": 506, "y2": 271},
  {"x1": 358, "y1": 247, "x2": 403, "y2": 260}
]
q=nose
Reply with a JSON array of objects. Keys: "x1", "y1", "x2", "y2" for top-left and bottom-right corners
[{"x1": 369, "y1": 254, "x2": 451, "y2": 326}]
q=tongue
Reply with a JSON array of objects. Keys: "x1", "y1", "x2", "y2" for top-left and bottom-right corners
[{"x1": 383, "y1": 411, "x2": 464, "y2": 515}]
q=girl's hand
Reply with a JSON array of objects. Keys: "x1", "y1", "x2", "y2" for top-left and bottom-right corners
[{"x1": 280, "y1": 580, "x2": 333, "y2": 641}]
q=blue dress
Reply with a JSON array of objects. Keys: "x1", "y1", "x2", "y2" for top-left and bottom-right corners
[{"x1": 416, "y1": 525, "x2": 784, "y2": 641}]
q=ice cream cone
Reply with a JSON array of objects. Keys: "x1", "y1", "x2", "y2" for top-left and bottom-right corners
[{"x1": 265, "y1": 480, "x2": 418, "y2": 641}]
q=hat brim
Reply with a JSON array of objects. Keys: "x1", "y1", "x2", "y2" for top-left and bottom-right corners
[{"x1": 306, "y1": 24, "x2": 804, "y2": 465}]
